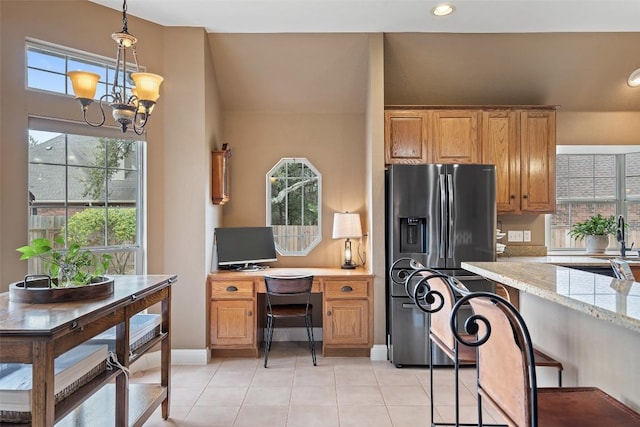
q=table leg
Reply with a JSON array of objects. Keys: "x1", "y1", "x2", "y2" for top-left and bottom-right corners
[{"x1": 31, "y1": 340, "x2": 55, "y2": 427}]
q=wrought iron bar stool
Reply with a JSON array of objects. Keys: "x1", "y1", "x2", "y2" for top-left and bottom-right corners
[{"x1": 451, "y1": 292, "x2": 640, "y2": 427}]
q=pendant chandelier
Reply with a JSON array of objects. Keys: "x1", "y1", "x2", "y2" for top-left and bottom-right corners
[{"x1": 67, "y1": 0, "x2": 163, "y2": 135}]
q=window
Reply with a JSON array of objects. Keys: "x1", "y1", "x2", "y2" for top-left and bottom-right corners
[
  {"x1": 26, "y1": 40, "x2": 137, "y2": 100},
  {"x1": 28, "y1": 118, "x2": 144, "y2": 275},
  {"x1": 549, "y1": 148, "x2": 640, "y2": 251},
  {"x1": 266, "y1": 158, "x2": 322, "y2": 256}
]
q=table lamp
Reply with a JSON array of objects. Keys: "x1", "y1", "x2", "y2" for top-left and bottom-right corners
[{"x1": 332, "y1": 212, "x2": 362, "y2": 269}]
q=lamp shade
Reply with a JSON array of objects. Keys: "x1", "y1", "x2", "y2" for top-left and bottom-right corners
[
  {"x1": 131, "y1": 72, "x2": 163, "y2": 101},
  {"x1": 67, "y1": 71, "x2": 100, "y2": 99},
  {"x1": 131, "y1": 87, "x2": 157, "y2": 115},
  {"x1": 332, "y1": 212, "x2": 362, "y2": 239}
]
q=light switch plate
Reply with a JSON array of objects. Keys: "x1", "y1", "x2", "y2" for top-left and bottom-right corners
[{"x1": 523, "y1": 230, "x2": 531, "y2": 242}]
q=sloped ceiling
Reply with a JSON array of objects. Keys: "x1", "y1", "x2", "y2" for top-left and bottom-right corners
[{"x1": 384, "y1": 32, "x2": 640, "y2": 112}]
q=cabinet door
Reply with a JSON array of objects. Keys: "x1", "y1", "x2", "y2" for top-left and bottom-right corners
[
  {"x1": 324, "y1": 299, "x2": 369, "y2": 345},
  {"x1": 431, "y1": 110, "x2": 481, "y2": 164},
  {"x1": 210, "y1": 300, "x2": 255, "y2": 346},
  {"x1": 482, "y1": 111, "x2": 520, "y2": 213},
  {"x1": 520, "y1": 111, "x2": 556, "y2": 213},
  {"x1": 384, "y1": 110, "x2": 428, "y2": 164}
]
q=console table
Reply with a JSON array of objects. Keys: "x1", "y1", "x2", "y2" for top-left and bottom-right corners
[
  {"x1": 208, "y1": 268, "x2": 373, "y2": 357},
  {"x1": 0, "y1": 274, "x2": 176, "y2": 427}
]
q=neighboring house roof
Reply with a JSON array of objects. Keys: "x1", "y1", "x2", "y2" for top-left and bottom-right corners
[{"x1": 28, "y1": 134, "x2": 137, "y2": 205}]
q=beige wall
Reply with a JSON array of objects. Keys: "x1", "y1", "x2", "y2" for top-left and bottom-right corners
[
  {"x1": 0, "y1": 2, "x2": 223, "y2": 352},
  {"x1": 221, "y1": 112, "x2": 367, "y2": 268}
]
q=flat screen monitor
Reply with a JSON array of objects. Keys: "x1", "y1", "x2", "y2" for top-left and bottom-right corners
[{"x1": 214, "y1": 226, "x2": 277, "y2": 271}]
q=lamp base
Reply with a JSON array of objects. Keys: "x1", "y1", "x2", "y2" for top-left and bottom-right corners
[{"x1": 341, "y1": 263, "x2": 356, "y2": 270}]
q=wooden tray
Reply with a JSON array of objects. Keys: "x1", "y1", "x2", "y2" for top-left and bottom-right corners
[{"x1": 9, "y1": 276, "x2": 114, "y2": 304}]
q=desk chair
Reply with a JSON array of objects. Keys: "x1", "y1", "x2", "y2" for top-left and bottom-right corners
[
  {"x1": 263, "y1": 274, "x2": 316, "y2": 368},
  {"x1": 451, "y1": 292, "x2": 640, "y2": 427}
]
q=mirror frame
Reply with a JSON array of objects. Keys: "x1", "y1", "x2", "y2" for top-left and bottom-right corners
[{"x1": 266, "y1": 158, "x2": 322, "y2": 256}]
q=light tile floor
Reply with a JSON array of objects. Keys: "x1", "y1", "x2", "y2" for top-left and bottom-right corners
[{"x1": 138, "y1": 342, "x2": 506, "y2": 427}]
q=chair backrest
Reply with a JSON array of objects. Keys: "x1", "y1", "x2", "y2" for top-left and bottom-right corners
[
  {"x1": 412, "y1": 274, "x2": 469, "y2": 350},
  {"x1": 264, "y1": 275, "x2": 314, "y2": 296},
  {"x1": 452, "y1": 292, "x2": 536, "y2": 427}
]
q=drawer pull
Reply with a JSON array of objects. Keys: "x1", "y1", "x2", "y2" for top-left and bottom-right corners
[
  {"x1": 340, "y1": 285, "x2": 353, "y2": 292},
  {"x1": 226, "y1": 286, "x2": 238, "y2": 292},
  {"x1": 70, "y1": 320, "x2": 79, "y2": 329}
]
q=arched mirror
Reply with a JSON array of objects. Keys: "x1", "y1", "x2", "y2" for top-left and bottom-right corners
[{"x1": 266, "y1": 158, "x2": 321, "y2": 256}]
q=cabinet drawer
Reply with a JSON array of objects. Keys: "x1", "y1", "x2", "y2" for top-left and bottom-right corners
[
  {"x1": 324, "y1": 280, "x2": 369, "y2": 299},
  {"x1": 211, "y1": 280, "x2": 255, "y2": 298}
]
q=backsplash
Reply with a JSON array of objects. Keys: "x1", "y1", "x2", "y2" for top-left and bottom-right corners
[{"x1": 497, "y1": 245, "x2": 548, "y2": 257}]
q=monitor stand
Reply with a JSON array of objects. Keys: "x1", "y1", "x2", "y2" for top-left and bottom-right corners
[{"x1": 237, "y1": 263, "x2": 262, "y2": 272}]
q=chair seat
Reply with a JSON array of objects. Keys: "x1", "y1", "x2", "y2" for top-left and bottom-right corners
[
  {"x1": 268, "y1": 304, "x2": 312, "y2": 318},
  {"x1": 533, "y1": 348, "x2": 563, "y2": 370},
  {"x1": 537, "y1": 387, "x2": 640, "y2": 427},
  {"x1": 430, "y1": 332, "x2": 476, "y2": 364}
]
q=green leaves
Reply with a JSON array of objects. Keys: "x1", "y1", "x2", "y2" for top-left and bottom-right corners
[
  {"x1": 568, "y1": 214, "x2": 618, "y2": 241},
  {"x1": 16, "y1": 237, "x2": 111, "y2": 286}
]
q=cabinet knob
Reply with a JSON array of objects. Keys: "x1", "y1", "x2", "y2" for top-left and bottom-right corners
[
  {"x1": 340, "y1": 285, "x2": 353, "y2": 292},
  {"x1": 226, "y1": 286, "x2": 238, "y2": 292},
  {"x1": 510, "y1": 195, "x2": 516, "y2": 199},
  {"x1": 327, "y1": 311, "x2": 332, "y2": 316},
  {"x1": 248, "y1": 311, "x2": 252, "y2": 317},
  {"x1": 522, "y1": 194, "x2": 528, "y2": 199}
]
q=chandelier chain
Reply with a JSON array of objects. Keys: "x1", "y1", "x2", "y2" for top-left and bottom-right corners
[{"x1": 121, "y1": 0, "x2": 129, "y2": 34}]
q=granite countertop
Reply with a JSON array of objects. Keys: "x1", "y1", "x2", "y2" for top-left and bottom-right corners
[
  {"x1": 461, "y1": 261, "x2": 640, "y2": 333},
  {"x1": 498, "y1": 254, "x2": 640, "y2": 266}
]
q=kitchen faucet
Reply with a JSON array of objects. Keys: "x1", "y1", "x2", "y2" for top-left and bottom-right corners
[{"x1": 616, "y1": 215, "x2": 634, "y2": 257}]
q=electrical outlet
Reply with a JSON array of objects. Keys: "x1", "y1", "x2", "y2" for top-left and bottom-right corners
[
  {"x1": 523, "y1": 230, "x2": 531, "y2": 242},
  {"x1": 508, "y1": 230, "x2": 524, "y2": 242}
]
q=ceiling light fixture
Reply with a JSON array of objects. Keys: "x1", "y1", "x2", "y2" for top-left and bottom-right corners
[
  {"x1": 432, "y1": 3, "x2": 456, "y2": 16},
  {"x1": 628, "y1": 68, "x2": 640, "y2": 88},
  {"x1": 67, "y1": 0, "x2": 163, "y2": 134}
]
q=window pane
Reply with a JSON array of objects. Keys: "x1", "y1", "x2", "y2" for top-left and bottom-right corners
[
  {"x1": 628, "y1": 202, "x2": 640, "y2": 249},
  {"x1": 27, "y1": 49, "x2": 65, "y2": 73},
  {"x1": 69, "y1": 166, "x2": 105, "y2": 203},
  {"x1": 27, "y1": 68, "x2": 66, "y2": 93},
  {"x1": 29, "y1": 163, "x2": 65, "y2": 203},
  {"x1": 106, "y1": 207, "x2": 137, "y2": 245},
  {"x1": 68, "y1": 59, "x2": 107, "y2": 80},
  {"x1": 594, "y1": 155, "x2": 615, "y2": 176},
  {"x1": 626, "y1": 153, "x2": 640, "y2": 176},
  {"x1": 103, "y1": 249, "x2": 137, "y2": 275},
  {"x1": 568, "y1": 155, "x2": 593, "y2": 178},
  {"x1": 66, "y1": 207, "x2": 107, "y2": 246},
  {"x1": 567, "y1": 178, "x2": 593, "y2": 199},
  {"x1": 28, "y1": 130, "x2": 65, "y2": 164},
  {"x1": 627, "y1": 176, "x2": 640, "y2": 199},
  {"x1": 594, "y1": 177, "x2": 616, "y2": 199},
  {"x1": 68, "y1": 135, "x2": 103, "y2": 166},
  {"x1": 107, "y1": 139, "x2": 137, "y2": 171}
]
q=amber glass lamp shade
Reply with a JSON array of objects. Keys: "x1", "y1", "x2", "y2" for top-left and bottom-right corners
[
  {"x1": 67, "y1": 71, "x2": 100, "y2": 100},
  {"x1": 131, "y1": 72, "x2": 163, "y2": 102},
  {"x1": 131, "y1": 88, "x2": 157, "y2": 115}
]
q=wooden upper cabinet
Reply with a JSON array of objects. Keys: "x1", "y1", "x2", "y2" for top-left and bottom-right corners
[
  {"x1": 431, "y1": 110, "x2": 481, "y2": 164},
  {"x1": 211, "y1": 143, "x2": 231, "y2": 205},
  {"x1": 482, "y1": 111, "x2": 519, "y2": 213},
  {"x1": 520, "y1": 110, "x2": 556, "y2": 213},
  {"x1": 384, "y1": 110, "x2": 428, "y2": 164}
]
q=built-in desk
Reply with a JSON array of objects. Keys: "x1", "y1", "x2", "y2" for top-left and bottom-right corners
[
  {"x1": 0, "y1": 275, "x2": 176, "y2": 427},
  {"x1": 207, "y1": 268, "x2": 373, "y2": 357}
]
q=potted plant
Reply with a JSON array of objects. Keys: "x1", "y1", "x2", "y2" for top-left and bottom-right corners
[
  {"x1": 16, "y1": 237, "x2": 111, "y2": 287},
  {"x1": 568, "y1": 214, "x2": 617, "y2": 254}
]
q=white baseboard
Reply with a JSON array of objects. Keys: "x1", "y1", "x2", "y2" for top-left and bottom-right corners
[
  {"x1": 370, "y1": 344, "x2": 388, "y2": 361},
  {"x1": 129, "y1": 340, "x2": 387, "y2": 371},
  {"x1": 130, "y1": 349, "x2": 209, "y2": 373}
]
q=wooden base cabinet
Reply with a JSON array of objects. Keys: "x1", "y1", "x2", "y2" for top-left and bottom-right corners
[{"x1": 208, "y1": 269, "x2": 373, "y2": 358}]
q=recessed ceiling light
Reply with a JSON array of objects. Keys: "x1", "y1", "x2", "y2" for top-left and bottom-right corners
[
  {"x1": 628, "y1": 68, "x2": 640, "y2": 87},
  {"x1": 432, "y1": 4, "x2": 456, "y2": 16}
]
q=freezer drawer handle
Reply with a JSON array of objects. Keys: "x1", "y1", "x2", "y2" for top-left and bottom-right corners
[
  {"x1": 226, "y1": 286, "x2": 238, "y2": 292},
  {"x1": 340, "y1": 285, "x2": 353, "y2": 292},
  {"x1": 401, "y1": 303, "x2": 416, "y2": 309}
]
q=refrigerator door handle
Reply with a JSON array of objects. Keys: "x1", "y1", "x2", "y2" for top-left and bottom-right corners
[
  {"x1": 447, "y1": 173, "x2": 454, "y2": 258},
  {"x1": 439, "y1": 174, "x2": 447, "y2": 259}
]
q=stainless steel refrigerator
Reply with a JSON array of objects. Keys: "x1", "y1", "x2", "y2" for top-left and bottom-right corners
[{"x1": 386, "y1": 164, "x2": 497, "y2": 367}]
